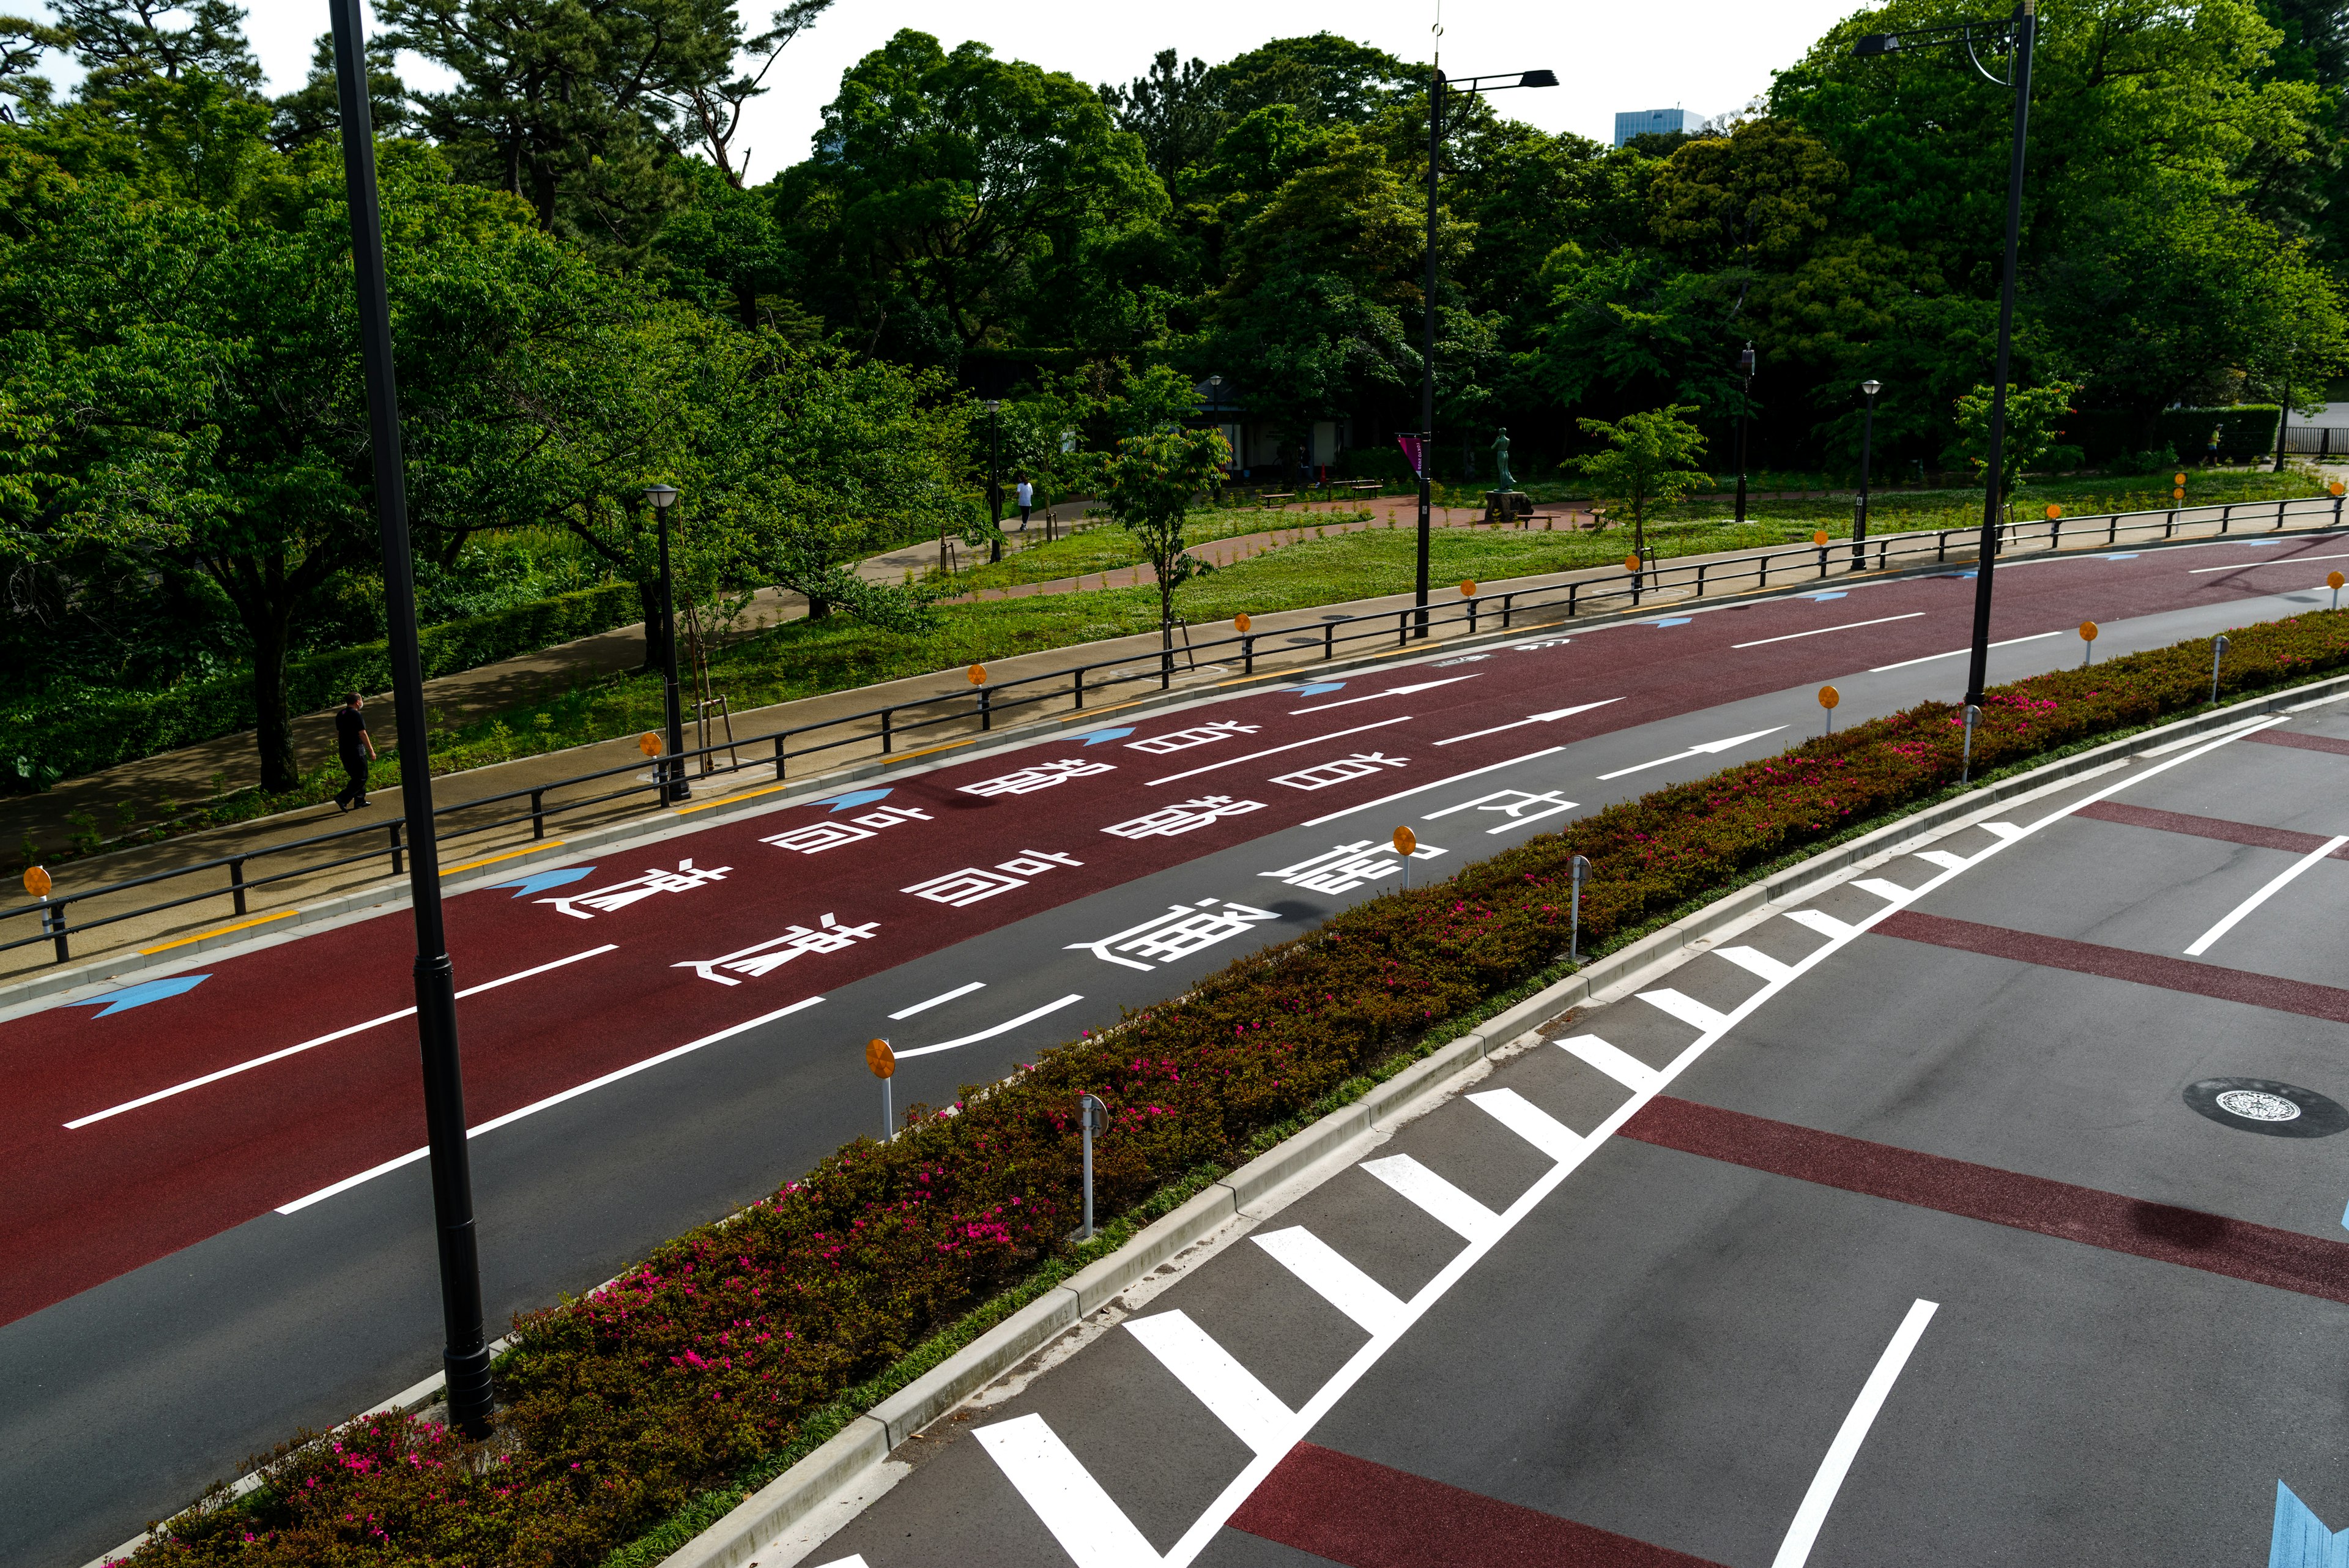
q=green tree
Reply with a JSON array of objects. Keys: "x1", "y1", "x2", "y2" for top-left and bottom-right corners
[
  {"x1": 1571, "y1": 406, "x2": 1712, "y2": 560},
  {"x1": 1101, "y1": 48, "x2": 1223, "y2": 183},
  {"x1": 1098, "y1": 425, "x2": 1229, "y2": 665},
  {"x1": 0, "y1": 13, "x2": 72, "y2": 121},
  {"x1": 1951, "y1": 381, "x2": 2080, "y2": 502}
]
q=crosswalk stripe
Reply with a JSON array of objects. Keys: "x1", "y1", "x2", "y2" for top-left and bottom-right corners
[
  {"x1": 1914, "y1": 849, "x2": 1970, "y2": 871},
  {"x1": 1360, "y1": 1153, "x2": 1501, "y2": 1240},
  {"x1": 975, "y1": 1413, "x2": 1164, "y2": 1568},
  {"x1": 1252, "y1": 1227, "x2": 1407, "y2": 1334},
  {"x1": 1638, "y1": 987, "x2": 1732, "y2": 1034},
  {"x1": 1124, "y1": 1309, "x2": 1294, "y2": 1455},
  {"x1": 1855, "y1": 877, "x2": 1918, "y2": 905},
  {"x1": 810, "y1": 1558, "x2": 871, "y2": 1567},
  {"x1": 1715, "y1": 945, "x2": 1795, "y2": 984},
  {"x1": 1553, "y1": 1033, "x2": 1662, "y2": 1093},
  {"x1": 1787, "y1": 908, "x2": 1856, "y2": 939},
  {"x1": 1467, "y1": 1087, "x2": 1588, "y2": 1162},
  {"x1": 1983, "y1": 821, "x2": 2024, "y2": 841}
]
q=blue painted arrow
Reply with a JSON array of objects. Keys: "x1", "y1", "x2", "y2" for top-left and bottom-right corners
[
  {"x1": 1652, "y1": 617, "x2": 1693, "y2": 627},
  {"x1": 1290, "y1": 683, "x2": 1345, "y2": 697},
  {"x1": 67, "y1": 973, "x2": 210, "y2": 1018},
  {"x1": 1076, "y1": 727, "x2": 1135, "y2": 746},
  {"x1": 2105, "y1": 553, "x2": 2140, "y2": 560},
  {"x1": 491, "y1": 866, "x2": 596, "y2": 898},
  {"x1": 2272, "y1": 1481, "x2": 2349, "y2": 1566},
  {"x1": 1803, "y1": 591, "x2": 1847, "y2": 602},
  {"x1": 818, "y1": 787, "x2": 894, "y2": 813}
]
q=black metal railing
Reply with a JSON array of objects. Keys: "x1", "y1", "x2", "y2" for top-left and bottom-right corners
[{"x1": 8, "y1": 489, "x2": 2342, "y2": 965}]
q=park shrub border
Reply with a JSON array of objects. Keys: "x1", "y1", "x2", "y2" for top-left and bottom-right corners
[
  {"x1": 5, "y1": 581, "x2": 642, "y2": 790},
  {"x1": 128, "y1": 609, "x2": 2349, "y2": 1567}
]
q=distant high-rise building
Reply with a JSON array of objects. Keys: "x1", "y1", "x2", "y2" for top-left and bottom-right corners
[{"x1": 1613, "y1": 106, "x2": 1694, "y2": 147}]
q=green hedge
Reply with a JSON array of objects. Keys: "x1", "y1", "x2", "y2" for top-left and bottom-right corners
[
  {"x1": 136, "y1": 608, "x2": 2349, "y2": 1567},
  {"x1": 4, "y1": 581, "x2": 642, "y2": 788},
  {"x1": 2155, "y1": 405, "x2": 2280, "y2": 463}
]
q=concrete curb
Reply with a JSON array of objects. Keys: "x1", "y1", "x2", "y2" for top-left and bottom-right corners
[{"x1": 647, "y1": 667, "x2": 2349, "y2": 1568}]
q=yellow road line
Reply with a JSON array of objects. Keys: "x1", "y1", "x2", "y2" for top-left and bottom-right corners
[
  {"x1": 442, "y1": 842, "x2": 562, "y2": 875},
  {"x1": 141, "y1": 909, "x2": 296, "y2": 954},
  {"x1": 674, "y1": 782, "x2": 787, "y2": 814}
]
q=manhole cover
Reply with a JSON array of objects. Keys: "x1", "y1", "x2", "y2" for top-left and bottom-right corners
[{"x1": 2183, "y1": 1077, "x2": 2349, "y2": 1139}]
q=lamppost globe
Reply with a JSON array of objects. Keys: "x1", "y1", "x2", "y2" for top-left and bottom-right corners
[
  {"x1": 644, "y1": 483, "x2": 679, "y2": 509},
  {"x1": 984, "y1": 398, "x2": 1002, "y2": 413},
  {"x1": 1861, "y1": 379, "x2": 1882, "y2": 398}
]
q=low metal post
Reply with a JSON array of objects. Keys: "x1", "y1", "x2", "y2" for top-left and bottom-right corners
[
  {"x1": 44, "y1": 895, "x2": 68, "y2": 963},
  {"x1": 530, "y1": 788, "x2": 546, "y2": 839},
  {"x1": 2108, "y1": 515, "x2": 2117, "y2": 545},
  {"x1": 980, "y1": 685, "x2": 995, "y2": 729},
  {"x1": 1961, "y1": 703, "x2": 1981, "y2": 784},
  {"x1": 2211, "y1": 634, "x2": 2230, "y2": 705},
  {"x1": 1818, "y1": 543, "x2": 1828, "y2": 579},
  {"x1": 1759, "y1": 554, "x2": 1768, "y2": 588},
  {"x1": 2165, "y1": 509, "x2": 2175, "y2": 538},
  {"x1": 1325, "y1": 623, "x2": 1335, "y2": 659},
  {"x1": 2221, "y1": 503, "x2": 2233, "y2": 534},
  {"x1": 1243, "y1": 634, "x2": 1255, "y2": 675},
  {"x1": 1568, "y1": 855, "x2": 1590, "y2": 964},
  {"x1": 2277, "y1": 497, "x2": 2288, "y2": 530},
  {"x1": 1468, "y1": 596, "x2": 1479, "y2": 634},
  {"x1": 1502, "y1": 593, "x2": 1515, "y2": 628},
  {"x1": 1072, "y1": 667, "x2": 1085, "y2": 710},
  {"x1": 229, "y1": 858, "x2": 248, "y2": 916},
  {"x1": 1074, "y1": 1092, "x2": 1106, "y2": 1241},
  {"x1": 882, "y1": 1073, "x2": 893, "y2": 1141},
  {"x1": 771, "y1": 735, "x2": 788, "y2": 779}
]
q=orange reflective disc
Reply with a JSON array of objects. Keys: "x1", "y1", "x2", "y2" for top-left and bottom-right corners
[
  {"x1": 638, "y1": 732, "x2": 662, "y2": 757},
  {"x1": 866, "y1": 1038, "x2": 896, "y2": 1079},
  {"x1": 1392, "y1": 825, "x2": 1416, "y2": 856},
  {"x1": 967, "y1": 664, "x2": 986, "y2": 685},
  {"x1": 23, "y1": 865, "x2": 50, "y2": 898},
  {"x1": 1818, "y1": 685, "x2": 1840, "y2": 710}
]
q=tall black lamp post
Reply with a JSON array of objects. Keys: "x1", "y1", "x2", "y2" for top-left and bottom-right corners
[
  {"x1": 1733, "y1": 343, "x2": 1756, "y2": 524},
  {"x1": 645, "y1": 483, "x2": 689, "y2": 803},
  {"x1": 984, "y1": 398, "x2": 1004, "y2": 563},
  {"x1": 1857, "y1": 1, "x2": 2037, "y2": 707},
  {"x1": 1416, "y1": 60, "x2": 1556, "y2": 637},
  {"x1": 327, "y1": 0, "x2": 491, "y2": 1439},
  {"x1": 1854, "y1": 378, "x2": 1881, "y2": 570}
]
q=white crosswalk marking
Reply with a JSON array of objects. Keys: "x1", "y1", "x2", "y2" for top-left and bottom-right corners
[
  {"x1": 811, "y1": 1558, "x2": 872, "y2": 1568},
  {"x1": 1124, "y1": 1309, "x2": 1294, "y2": 1454},
  {"x1": 1715, "y1": 945, "x2": 1795, "y2": 984},
  {"x1": 1638, "y1": 987, "x2": 1732, "y2": 1034},
  {"x1": 1361, "y1": 1153, "x2": 1500, "y2": 1240},
  {"x1": 1787, "y1": 908, "x2": 1856, "y2": 940},
  {"x1": 1553, "y1": 1032, "x2": 1662, "y2": 1093},
  {"x1": 1468, "y1": 1087, "x2": 1587, "y2": 1162},
  {"x1": 1855, "y1": 877, "x2": 1918, "y2": 905},
  {"x1": 975, "y1": 1413, "x2": 1163, "y2": 1568},
  {"x1": 1252, "y1": 1228, "x2": 1406, "y2": 1334},
  {"x1": 1914, "y1": 850, "x2": 1970, "y2": 871},
  {"x1": 1983, "y1": 821, "x2": 2024, "y2": 842}
]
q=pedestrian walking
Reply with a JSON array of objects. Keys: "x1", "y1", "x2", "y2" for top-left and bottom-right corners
[
  {"x1": 335, "y1": 691, "x2": 376, "y2": 811},
  {"x1": 1015, "y1": 473, "x2": 1034, "y2": 530}
]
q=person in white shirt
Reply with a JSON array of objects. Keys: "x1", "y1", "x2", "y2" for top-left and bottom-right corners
[{"x1": 1015, "y1": 474, "x2": 1034, "y2": 530}]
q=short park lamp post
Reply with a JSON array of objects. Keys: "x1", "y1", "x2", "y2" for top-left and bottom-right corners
[
  {"x1": 1854, "y1": 379, "x2": 1882, "y2": 570},
  {"x1": 645, "y1": 483, "x2": 689, "y2": 803}
]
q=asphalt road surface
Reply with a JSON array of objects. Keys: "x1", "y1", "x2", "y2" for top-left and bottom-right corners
[
  {"x1": 806, "y1": 686, "x2": 2349, "y2": 1567},
  {"x1": 8, "y1": 533, "x2": 2349, "y2": 1564}
]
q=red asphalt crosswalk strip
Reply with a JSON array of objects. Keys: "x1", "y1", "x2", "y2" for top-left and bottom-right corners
[
  {"x1": 1872, "y1": 910, "x2": 2349, "y2": 1024},
  {"x1": 2248, "y1": 728, "x2": 2349, "y2": 757},
  {"x1": 1231, "y1": 1441, "x2": 1728, "y2": 1568},
  {"x1": 2074, "y1": 800, "x2": 2349, "y2": 858},
  {"x1": 1622, "y1": 1096, "x2": 2349, "y2": 1305}
]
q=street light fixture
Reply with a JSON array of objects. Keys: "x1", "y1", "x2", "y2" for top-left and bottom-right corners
[
  {"x1": 984, "y1": 398, "x2": 1004, "y2": 564},
  {"x1": 1856, "y1": 2, "x2": 2037, "y2": 707},
  {"x1": 644, "y1": 484, "x2": 689, "y2": 803},
  {"x1": 327, "y1": 0, "x2": 491, "y2": 1438},
  {"x1": 1414, "y1": 59, "x2": 1556, "y2": 637},
  {"x1": 1855, "y1": 379, "x2": 1882, "y2": 571}
]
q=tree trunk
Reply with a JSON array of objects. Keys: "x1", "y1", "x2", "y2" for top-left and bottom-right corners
[
  {"x1": 807, "y1": 595, "x2": 830, "y2": 620},
  {"x1": 250, "y1": 618, "x2": 299, "y2": 794}
]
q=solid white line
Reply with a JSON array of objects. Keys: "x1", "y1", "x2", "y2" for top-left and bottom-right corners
[
  {"x1": 1716, "y1": 946, "x2": 1797, "y2": 984},
  {"x1": 897, "y1": 994, "x2": 1086, "y2": 1058},
  {"x1": 1595, "y1": 727, "x2": 1784, "y2": 782},
  {"x1": 1252, "y1": 1228, "x2": 1406, "y2": 1334},
  {"x1": 1638, "y1": 988, "x2": 1732, "y2": 1034},
  {"x1": 1434, "y1": 697, "x2": 1623, "y2": 746},
  {"x1": 887, "y1": 981, "x2": 986, "y2": 1020},
  {"x1": 1360, "y1": 1153, "x2": 1499, "y2": 1240},
  {"x1": 975, "y1": 1413, "x2": 1163, "y2": 1568},
  {"x1": 1869, "y1": 629, "x2": 2063, "y2": 672},
  {"x1": 274, "y1": 995, "x2": 824, "y2": 1214},
  {"x1": 1466, "y1": 1087, "x2": 1587, "y2": 1162},
  {"x1": 1767, "y1": 1299, "x2": 1940, "y2": 1568},
  {"x1": 2183, "y1": 835, "x2": 2349, "y2": 956},
  {"x1": 1291, "y1": 674, "x2": 1481, "y2": 715},
  {"x1": 2188, "y1": 549, "x2": 2349, "y2": 573},
  {"x1": 1553, "y1": 1033, "x2": 1662, "y2": 1093},
  {"x1": 1146, "y1": 715, "x2": 1414, "y2": 787},
  {"x1": 1302, "y1": 746, "x2": 1565, "y2": 827},
  {"x1": 2139, "y1": 711, "x2": 2282, "y2": 757},
  {"x1": 66, "y1": 944, "x2": 619, "y2": 1129},
  {"x1": 1786, "y1": 909, "x2": 1857, "y2": 940},
  {"x1": 1731, "y1": 612, "x2": 1924, "y2": 649},
  {"x1": 2288, "y1": 688, "x2": 2349, "y2": 712},
  {"x1": 1125, "y1": 1309, "x2": 1294, "y2": 1455}
]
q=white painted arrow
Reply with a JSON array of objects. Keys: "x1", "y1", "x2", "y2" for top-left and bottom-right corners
[
  {"x1": 1292, "y1": 674, "x2": 1482, "y2": 715},
  {"x1": 1436, "y1": 697, "x2": 1623, "y2": 746},
  {"x1": 1595, "y1": 726, "x2": 1785, "y2": 781}
]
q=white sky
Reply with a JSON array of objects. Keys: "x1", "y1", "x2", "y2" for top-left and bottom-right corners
[{"x1": 33, "y1": 0, "x2": 1876, "y2": 184}]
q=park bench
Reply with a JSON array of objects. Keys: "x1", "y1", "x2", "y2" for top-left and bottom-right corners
[{"x1": 1258, "y1": 492, "x2": 1297, "y2": 508}]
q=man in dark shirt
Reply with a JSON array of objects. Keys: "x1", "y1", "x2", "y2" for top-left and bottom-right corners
[{"x1": 334, "y1": 691, "x2": 376, "y2": 811}]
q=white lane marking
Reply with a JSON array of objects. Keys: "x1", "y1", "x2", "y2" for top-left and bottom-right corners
[
  {"x1": 1156, "y1": 716, "x2": 2291, "y2": 1568},
  {"x1": 809, "y1": 1557, "x2": 871, "y2": 1568},
  {"x1": 1869, "y1": 629, "x2": 2063, "y2": 672},
  {"x1": 2182, "y1": 835, "x2": 2349, "y2": 956},
  {"x1": 1554, "y1": 1033, "x2": 1663, "y2": 1093},
  {"x1": 1302, "y1": 746, "x2": 1565, "y2": 827},
  {"x1": 975, "y1": 1413, "x2": 1164, "y2": 1568},
  {"x1": 1731, "y1": 611, "x2": 1924, "y2": 649},
  {"x1": 274, "y1": 995, "x2": 825, "y2": 1214},
  {"x1": 2140, "y1": 712, "x2": 2282, "y2": 756},
  {"x1": 1360, "y1": 1154, "x2": 1499, "y2": 1240},
  {"x1": 1252, "y1": 1228, "x2": 1407, "y2": 1335},
  {"x1": 1982, "y1": 822, "x2": 2025, "y2": 841},
  {"x1": 898, "y1": 994, "x2": 1086, "y2": 1058},
  {"x1": 66, "y1": 945, "x2": 619, "y2": 1129},
  {"x1": 1716, "y1": 946, "x2": 1797, "y2": 984},
  {"x1": 1124, "y1": 1309, "x2": 1294, "y2": 1455},
  {"x1": 1595, "y1": 727, "x2": 1786, "y2": 781},
  {"x1": 1146, "y1": 715, "x2": 1414, "y2": 787},
  {"x1": 1854, "y1": 877, "x2": 1918, "y2": 905},
  {"x1": 2288, "y1": 688, "x2": 2349, "y2": 712},
  {"x1": 1434, "y1": 697, "x2": 1623, "y2": 746},
  {"x1": 1787, "y1": 908, "x2": 1857, "y2": 940},
  {"x1": 1639, "y1": 987, "x2": 1732, "y2": 1034},
  {"x1": 887, "y1": 981, "x2": 985, "y2": 1020},
  {"x1": 2188, "y1": 549, "x2": 2349, "y2": 573},
  {"x1": 1466, "y1": 1087, "x2": 1587, "y2": 1162},
  {"x1": 1914, "y1": 850, "x2": 1970, "y2": 871},
  {"x1": 1767, "y1": 1299, "x2": 1940, "y2": 1568},
  {"x1": 1291, "y1": 675, "x2": 1481, "y2": 715}
]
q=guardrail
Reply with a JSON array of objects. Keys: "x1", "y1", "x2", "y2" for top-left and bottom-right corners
[{"x1": 8, "y1": 489, "x2": 2342, "y2": 966}]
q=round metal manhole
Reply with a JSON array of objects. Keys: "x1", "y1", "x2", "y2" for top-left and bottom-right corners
[{"x1": 2183, "y1": 1077, "x2": 2349, "y2": 1139}]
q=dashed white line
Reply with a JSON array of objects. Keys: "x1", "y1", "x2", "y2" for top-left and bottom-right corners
[
  {"x1": 975, "y1": 1413, "x2": 1163, "y2": 1568},
  {"x1": 1716, "y1": 946, "x2": 1798, "y2": 984},
  {"x1": 1731, "y1": 612, "x2": 1924, "y2": 649},
  {"x1": 1145, "y1": 715, "x2": 1414, "y2": 787},
  {"x1": 1252, "y1": 1228, "x2": 1408, "y2": 1334},
  {"x1": 1554, "y1": 1033, "x2": 1663, "y2": 1093},
  {"x1": 887, "y1": 981, "x2": 985, "y2": 1020},
  {"x1": 1361, "y1": 1153, "x2": 1500, "y2": 1241},
  {"x1": 1125, "y1": 1309, "x2": 1294, "y2": 1455},
  {"x1": 1595, "y1": 727, "x2": 1786, "y2": 782},
  {"x1": 1854, "y1": 877, "x2": 1920, "y2": 905},
  {"x1": 1787, "y1": 909, "x2": 1858, "y2": 940},
  {"x1": 1466, "y1": 1087, "x2": 1587, "y2": 1162},
  {"x1": 1302, "y1": 747, "x2": 1566, "y2": 827},
  {"x1": 1913, "y1": 850, "x2": 1970, "y2": 872},
  {"x1": 1434, "y1": 697, "x2": 1622, "y2": 746},
  {"x1": 2188, "y1": 549, "x2": 2349, "y2": 573},
  {"x1": 1869, "y1": 630, "x2": 2062, "y2": 672},
  {"x1": 1290, "y1": 674, "x2": 1481, "y2": 715},
  {"x1": 898, "y1": 994, "x2": 1086, "y2": 1058},
  {"x1": 1638, "y1": 987, "x2": 1733, "y2": 1034}
]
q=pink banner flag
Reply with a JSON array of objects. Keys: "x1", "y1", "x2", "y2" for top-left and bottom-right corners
[{"x1": 1395, "y1": 434, "x2": 1425, "y2": 477}]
